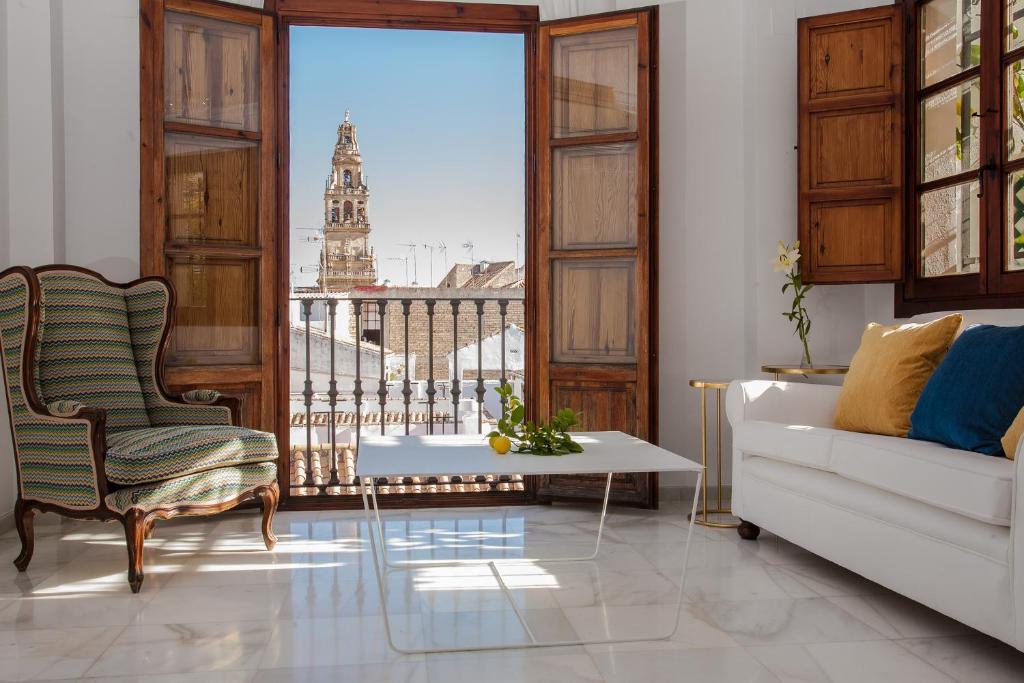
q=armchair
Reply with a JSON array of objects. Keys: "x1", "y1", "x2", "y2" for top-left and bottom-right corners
[{"x1": 0, "y1": 265, "x2": 280, "y2": 592}]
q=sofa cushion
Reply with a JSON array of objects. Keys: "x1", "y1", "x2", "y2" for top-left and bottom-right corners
[
  {"x1": 732, "y1": 419, "x2": 847, "y2": 470},
  {"x1": 834, "y1": 314, "x2": 961, "y2": 437},
  {"x1": 831, "y1": 432, "x2": 1013, "y2": 526},
  {"x1": 910, "y1": 324, "x2": 1024, "y2": 457},
  {"x1": 105, "y1": 425, "x2": 278, "y2": 485}
]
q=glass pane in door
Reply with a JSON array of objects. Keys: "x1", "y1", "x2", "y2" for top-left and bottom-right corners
[
  {"x1": 165, "y1": 133, "x2": 259, "y2": 245},
  {"x1": 552, "y1": 27, "x2": 637, "y2": 138},
  {"x1": 164, "y1": 11, "x2": 260, "y2": 131},
  {"x1": 920, "y1": 0, "x2": 980, "y2": 87},
  {"x1": 920, "y1": 78, "x2": 980, "y2": 182},
  {"x1": 920, "y1": 180, "x2": 980, "y2": 277}
]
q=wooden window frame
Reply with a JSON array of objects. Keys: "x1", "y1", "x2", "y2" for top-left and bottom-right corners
[
  {"x1": 898, "y1": 0, "x2": 1024, "y2": 315},
  {"x1": 272, "y1": 0, "x2": 539, "y2": 510}
]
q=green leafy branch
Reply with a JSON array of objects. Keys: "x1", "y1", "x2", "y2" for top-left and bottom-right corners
[{"x1": 486, "y1": 384, "x2": 584, "y2": 456}]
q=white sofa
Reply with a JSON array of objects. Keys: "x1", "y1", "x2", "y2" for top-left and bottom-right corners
[{"x1": 726, "y1": 380, "x2": 1022, "y2": 650}]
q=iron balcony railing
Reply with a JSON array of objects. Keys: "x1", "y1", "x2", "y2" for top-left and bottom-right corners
[{"x1": 290, "y1": 294, "x2": 526, "y2": 496}]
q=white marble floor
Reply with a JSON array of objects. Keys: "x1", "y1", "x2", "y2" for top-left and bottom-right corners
[{"x1": 0, "y1": 501, "x2": 1020, "y2": 682}]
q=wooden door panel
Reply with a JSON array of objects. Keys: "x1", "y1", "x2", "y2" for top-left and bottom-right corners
[
  {"x1": 798, "y1": 5, "x2": 903, "y2": 284},
  {"x1": 165, "y1": 255, "x2": 260, "y2": 365},
  {"x1": 164, "y1": 134, "x2": 260, "y2": 245},
  {"x1": 552, "y1": 381, "x2": 635, "y2": 433},
  {"x1": 533, "y1": 10, "x2": 656, "y2": 508},
  {"x1": 551, "y1": 258, "x2": 636, "y2": 363},
  {"x1": 551, "y1": 26, "x2": 638, "y2": 138},
  {"x1": 809, "y1": 107, "x2": 894, "y2": 188},
  {"x1": 552, "y1": 143, "x2": 637, "y2": 249},
  {"x1": 164, "y1": 11, "x2": 260, "y2": 131},
  {"x1": 141, "y1": 0, "x2": 276, "y2": 433},
  {"x1": 807, "y1": 19, "x2": 893, "y2": 101},
  {"x1": 808, "y1": 198, "x2": 896, "y2": 276}
]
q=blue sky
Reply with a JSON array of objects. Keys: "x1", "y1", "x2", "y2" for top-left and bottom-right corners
[{"x1": 289, "y1": 27, "x2": 526, "y2": 288}]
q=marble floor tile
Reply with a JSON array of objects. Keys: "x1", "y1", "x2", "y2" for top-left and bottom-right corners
[
  {"x1": 253, "y1": 661, "x2": 427, "y2": 683},
  {"x1": 258, "y1": 615, "x2": 424, "y2": 668},
  {"x1": 895, "y1": 634, "x2": 1024, "y2": 683},
  {"x1": 825, "y1": 592, "x2": 971, "y2": 640},
  {"x1": 0, "y1": 624, "x2": 121, "y2": 681},
  {"x1": 588, "y1": 644, "x2": 779, "y2": 683},
  {"x1": 425, "y1": 650, "x2": 603, "y2": 683},
  {"x1": 563, "y1": 603, "x2": 737, "y2": 649},
  {"x1": 85, "y1": 621, "x2": 274, "y2": 677},
  {"x1": 133, "y1": 583, "x2": 289, "y2": 624},
  {"x1": 803, "y1": 640, "x2": 957, "y2": 683},
  {"x1": 0, "y1": 506, "x2": 1013, "y2": 682},
  {"x1": 696, "y1": 597, "x2": 888, "y2": 646}
]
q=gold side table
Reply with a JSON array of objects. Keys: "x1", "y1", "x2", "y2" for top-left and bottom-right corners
[
  {"x1": 761, "y1": 364, "x2": 849, "y2": 382},
  {"x1": 688, "y1": 379, "x2": 738, "y2": 528}
]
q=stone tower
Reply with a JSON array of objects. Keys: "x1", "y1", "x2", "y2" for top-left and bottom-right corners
[{"x1": 318, "y1": 110, "x2": 377, "y2": 291}]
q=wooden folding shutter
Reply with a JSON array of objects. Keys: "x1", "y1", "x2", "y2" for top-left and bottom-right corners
[
  {"x1": 798, "y1": 5, "x2": 903, "y2": 283},
  {"x1": 530, "y1": 9, "x2": 657, "y2": 507},
  {"x1": 140, "y1": 0, "x2": 277, "y2": 431}
]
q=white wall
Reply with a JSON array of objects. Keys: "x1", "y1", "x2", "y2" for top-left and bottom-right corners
[
  {"x1": 6, "y1": 0, "x2": 1020, "y2": 512},
  {"x1": 0, "y1": 0, "x2": 140, "y2": 524}
]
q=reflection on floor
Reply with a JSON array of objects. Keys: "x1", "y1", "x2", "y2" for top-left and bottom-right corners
[{"x1": 0, "y1": 502, "x2": 1020, "y2": 681}]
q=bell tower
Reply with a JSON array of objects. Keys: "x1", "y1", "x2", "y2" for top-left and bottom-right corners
[{"x1": 319, "y1": 110, "x2": 377, "y2": 291}]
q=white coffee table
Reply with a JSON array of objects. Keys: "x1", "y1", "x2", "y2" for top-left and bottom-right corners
[{"x1": 358, "y1": 431, "x2": 704, "y2": 654}]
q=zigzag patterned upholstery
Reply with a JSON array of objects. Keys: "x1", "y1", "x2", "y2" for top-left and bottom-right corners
[
  {"x1": 123, "y1": 281, "x2": 232, "y2": 427},
  {"x1": 105, "y1": 462, "x2": 277, "y2": 514},
  {"x1": 0, "y1": 272, "x2": 101, "y2": 509},
  {"x1": 36, "y1": 270, "x2": 151, "y2": 433},
  {"x1": 0, "y1": 265, "x2": 279, "y2": 592},
  {"x1": 105, "y1": 425, "x2": 278, "y2": 485}
]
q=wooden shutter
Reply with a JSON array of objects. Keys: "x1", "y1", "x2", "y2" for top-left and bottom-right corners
[
  {"x1": 529, "y1": 9, "x2": 657, "y2": 508},
  {"x1": 798, "y1": 5, "x2": 903, "y2": 283},
  {"x1": 140, "y1": 0, "x2": 277, "y2": 431}
]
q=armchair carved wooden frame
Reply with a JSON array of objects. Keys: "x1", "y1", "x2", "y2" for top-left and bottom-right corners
[{"x1": 0, "y1": 265, "x2": 280, "y2": 592}]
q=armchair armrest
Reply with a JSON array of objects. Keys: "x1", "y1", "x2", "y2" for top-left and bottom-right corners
[
  {"x1": 725, "y1": 380, "x2": 840, "y2": 430},
  {"x1": 150, "y1": 390, "x2": 240, "y2": 427}
]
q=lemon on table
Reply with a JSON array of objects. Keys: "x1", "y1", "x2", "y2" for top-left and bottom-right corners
[{"x1": 491, "y1": 436, "x2": 512, "y2": 455}]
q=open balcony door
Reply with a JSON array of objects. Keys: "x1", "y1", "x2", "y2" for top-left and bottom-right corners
[
  {"x1": 140, "y1": 0, "x2": 277, "y2": 433},
  {"x1": 530, "y1": 9, "x2": 658, "y2": 507}
]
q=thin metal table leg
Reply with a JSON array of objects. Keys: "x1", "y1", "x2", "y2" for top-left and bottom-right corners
[{"x1": 363, "y1": 468, "x2": 704, "y2": 654}]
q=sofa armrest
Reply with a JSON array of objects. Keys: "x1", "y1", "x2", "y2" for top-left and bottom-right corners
[
  {"x1": 1012, "y1": 448, "x2": 1024, "y2": 649},
  {"x1": 725, "y1": 380, "x2": 840, "y2": 429}
]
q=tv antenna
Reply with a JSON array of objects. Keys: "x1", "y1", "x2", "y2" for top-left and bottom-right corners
[
  {"x1": 298, "y1": 227, "x2": 323, "y2": 243},
  {"x1": 422, "y1": 243, "x2": 436, "y2": 286},
  {"x1": 398, "y1": 242, "x2": 419, "y2": 285},
  {"x1": 438, "y1": 241, "x2": 448, "y2": 273},
  {"x1": 462, "y1": 240, "x2": 475, "y2": 264}
]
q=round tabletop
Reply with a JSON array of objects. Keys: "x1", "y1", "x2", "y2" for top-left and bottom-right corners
[
  {"x1": 688, "y1": 379, "x2": 731, "y2": 389},
  {"x1": 761, "y1": 364, "x2": 849, "y2": 376}
]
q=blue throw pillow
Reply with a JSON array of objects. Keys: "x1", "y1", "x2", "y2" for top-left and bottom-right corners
[{"x1": 909, "y1": 324, "x2": 1024, "y2": 456}]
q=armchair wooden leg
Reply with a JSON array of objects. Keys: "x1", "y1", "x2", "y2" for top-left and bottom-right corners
[
  {"x1": 257, "y1": 482, "x2": 279, "y2": 551},
  {"x1": 143, "y1": 519, "x2": 156, "y2": 540},
  {"x1": 13, "y1": 500, "x2": 35, "y2": 572},
  {"x1": 124, "y1": 509, "x2": 147, "y2": 593}
]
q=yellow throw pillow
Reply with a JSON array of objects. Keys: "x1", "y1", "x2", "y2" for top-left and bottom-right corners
[
  {"x1": 834, "y1": 314, "x2": 962, "y2": 437},
  {"x1": 1001, "y1": 408, "x2": 1024, "y2": 460}
]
